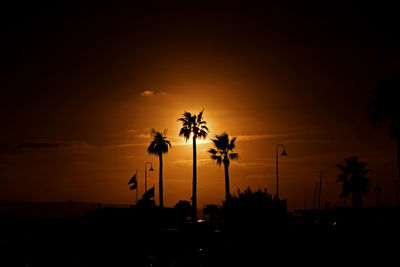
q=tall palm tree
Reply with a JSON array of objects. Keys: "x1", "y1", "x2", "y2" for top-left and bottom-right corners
[
  {"x1": 374, "y1": 185, "x2": 382, "y2": 207},
  {"x1": 368, "y1": 75, "x2": 400, "y2": 180},
  {"x1": 336, "y1": 157, "x2": 371, "y2": 208},
  {"x1": 208, "y1": 133, "x2": 239, "y2": 202},
  {"x1": 147, "y1": 129, "x2": 171, "y2": 208},
  {"x1": 178, "y1": 110, "x2": 208, "y2": 222}
]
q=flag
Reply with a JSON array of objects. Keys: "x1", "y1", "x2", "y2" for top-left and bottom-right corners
[
  {"x1": 142, "y1": 186, "x2": 155, "y2": 199},
  {"x1": 128, "y1": 171, "x2": 137, "y2": 190},
  {"x1": 129, "y1": 184, "x2": 137, "y2": 190}
]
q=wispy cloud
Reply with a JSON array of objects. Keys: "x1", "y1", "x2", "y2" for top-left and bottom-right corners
[
  {"x1": 172, "y1": 158, "x2": 211, "y2": 166},
  {"x1": 172, "y1": 139, "x2": 212, "y2": 146},
  {"x1": 140, "y1": 91, "x2": 168, "y2": 97},
  {"x1": 236, "y1": 133, "x2": 295, "y2": 142},
  {"x1": 140, "y1": 90, "x2": 155, "y2": 96},
  {"x1": 234, "y1": 161, "x2": 274, "y2": 168},
  {"x1": 135, "y1": 134, "x2": 151, "y2": 139},
  {"x1": 19, "y1": 141, "x2": 91, "y2": 149},
  {"x1": 101, "y1": 143, "x2": 147, "y2": 149},
  {"x1": 245, "y1": 174, "x2": 267, "y2": 179},
  {"x1": 0, "y1": 141, "x2": 92, "y2": 156}
]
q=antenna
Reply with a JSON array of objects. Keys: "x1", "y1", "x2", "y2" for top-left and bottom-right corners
[
  {"x1": 312, "y1": 182, "x2": 318, "y2": 210},
  {"x1": 318, "y1": 170, "x2": 323, "y2": 210}
]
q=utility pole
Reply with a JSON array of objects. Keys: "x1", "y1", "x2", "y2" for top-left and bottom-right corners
[
  {"x1": 312, "y1": 182, "x2": 318, "y2": 210},
  {"x1": 318, "y1": 170, "x2": 323, "y2": 210}
]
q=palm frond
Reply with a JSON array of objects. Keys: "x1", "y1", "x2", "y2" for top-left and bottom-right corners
[
  {"x1": 211, "y1": 155, "x2": 222, "y2": 166},
  {"x1": 165, "y1": 139, "x2": 172, "y2": 147},
  {"x1": 201, "y1": 125, "x2": 209, "y2": 132},
  {"x1": 229, "y1": 153, "x2": 239, "y2": 160},
  {"x1": 179, "y1": 127, "x2": 191, "y2": 139},
  {"x1": 208, "y1": 148, "x2": 218, "y2": 155},
  {"x1": 197, "y1": 109, "x2": 204, "y2": 123},
  {"x1": 147, "y1": 129, "x2": 171, "y2": 155},
  {"x1": 150, "y1": 128, "x2": 157, "y2": 137},
  {"x1": 198, "y1": 129, "x2": 208, "y2": 139},
  {"x1": 228, "y1": 136, "x2": 237, "y2": 151}
]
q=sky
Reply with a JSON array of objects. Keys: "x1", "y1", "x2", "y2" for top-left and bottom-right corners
[{"x1": 1, "y1": 1, "x2": 400, "y2": 211}]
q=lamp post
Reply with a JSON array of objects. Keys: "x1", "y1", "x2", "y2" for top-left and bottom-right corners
[
  {"x1": 145, "y1": 162, "x2": 154, "y2": 193},
  {"x1": 275, "y1": 144, "x2": 287, "y2": 199}
]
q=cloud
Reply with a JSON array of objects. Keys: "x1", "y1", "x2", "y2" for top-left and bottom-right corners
[
  {"x1": 234, "y1": 162, "x2": 274, "y2": 168},
  {"x1": 245, "y1": 174, "x2": 267, "y2": 179},
  {"x1": 236, "y1": 133, "x2": 295, "y2": 142},
  {"x1": 101, "y1": 143, "x2": 147, "y2": 149},
  {"x1": 140, "y1": 90, "x2": 155, "y2": 96},
  {"x1": 139, "y1": 91, "x2": 168, "y2": 97},
  {"x1": 172, "y1": 158, "x2": 211, "y2": 166},
  {"x1": 19, "y1": 141, "x2": 91, "y2": 149},
  {"x1": 135, "y1": 134, "x2": 150, "y2": 139},
  {"x1": 172, "y1": 139, "x2": 212, "y2": 146},
  {"x1": 0, "y1": 141, "x2": 91, "y2": 156}
]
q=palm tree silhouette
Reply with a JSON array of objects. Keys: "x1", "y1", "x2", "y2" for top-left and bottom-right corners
[
  {"x1": 208, "y1": 133, "x2": 239, "y2": 202},
  {"x1": 336, "y1": 171, "x2": 350, "y2": 207},
  {"x1": 178, "y1": 110, "x2": 208, "y2": 222},
  {"x1": 374, "y1": 185, "x2": 382, "y2": 207},
  {"x1": 336, "y1": 157, "x2": 371, "y2": 208},
  {"x1": 147, "y1": 129, "x2": 171, "y2": 208},
  {"x1": 368, "y1": 75, "x2": 400, "y2": 180}
]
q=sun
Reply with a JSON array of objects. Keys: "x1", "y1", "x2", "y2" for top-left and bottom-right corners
[{"x1": 190, "y1": 132, "x2": 211, "y2": 145}]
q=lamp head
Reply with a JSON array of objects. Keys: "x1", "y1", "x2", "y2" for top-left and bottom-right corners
[
  {"x1": 149, "y1": 166, "x2": 154, "y2": 171},
  {"x1": 281, "y1": 149, "x2": 288, "y2": 156}
]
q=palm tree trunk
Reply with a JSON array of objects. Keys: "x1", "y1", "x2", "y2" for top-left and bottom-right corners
[
  {"x1": 159, "y1": 153, "x2": 163, "y2": 208},
  {"x1": 353, "y1": 190, "x2": 362, "y2": 209},
  {"x1": 224, "y1": 160, "x2": 230, "y2": 202},
  {"x1": 396, "y1": 137, "x2": 400, "y2": 207},
  {"x1": 397, "y1": 137, "x2": 400, "y2": 180},
  {"x1": 192, "y1": 136, "x2": 197, "y2": 222}
]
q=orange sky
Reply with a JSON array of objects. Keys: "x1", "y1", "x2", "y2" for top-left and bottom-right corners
[{"x1": 1, "y1": 2, "x2": 399, "y2": 211}]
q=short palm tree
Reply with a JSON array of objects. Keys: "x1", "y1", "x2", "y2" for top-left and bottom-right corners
[
  {"x1": 374, "y1": 185, "x2": 382, "y2": 207},
  {"x1": 208, "y1": 133, "x2": 239, "y2": 202},
  {"x1": 148, "y1": 129, "x2": 171, "y2": 208},
  {"x1": 336, "y1": 157, "x2": 371, "y2": 208},
  {"x1": 178, "y1": 110, "x2": 208, "y2": 222},
  {"x1": 368, "y1": 75, "x2": 400, "y2": 180},
  {"x1": 336, "y1": 171, "x2": 350, "y2": 207}
]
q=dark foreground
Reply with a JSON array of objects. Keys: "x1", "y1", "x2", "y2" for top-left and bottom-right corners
[{"x1": 1, "y1": 206, "x2": 400, "y2": 267}]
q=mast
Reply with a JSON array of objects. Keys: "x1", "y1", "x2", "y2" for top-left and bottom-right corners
[
  {"x1": 318, "y1": 170, "x2": 323, "y2": 210},
  {"x1": 312, "y1": 182, "x2": 318, "y2": 210}
]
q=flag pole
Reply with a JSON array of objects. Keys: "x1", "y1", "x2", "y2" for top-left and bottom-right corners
[{"x1": 318, "y1": 170, "x2": 323, "y2": 210}]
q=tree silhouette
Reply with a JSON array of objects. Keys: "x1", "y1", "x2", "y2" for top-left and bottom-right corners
[
  {"x1": 368, "y1": 75, "x2": 400, "y2": 180},
  {"x1": 374, "y1": 185, "x2": 382, "y2": 207},
  {"x1": 178, "y1": 110, "x2": 208, "y2": 222},
  {"x1": 147, "y1": 129, "x2": 171, "y2": 208},
  {"x1": 336, "y1": 170, "x2": 350, "y2": 207},
  {"x1": 336, "y1": 157, "x2": 371, "y2": 208},
  {"x1": 208, "y1": 133, "x2": 239, "y2": 202}
]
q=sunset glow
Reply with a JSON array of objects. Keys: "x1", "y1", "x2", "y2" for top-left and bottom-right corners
[{"x1": 1, "y1": 1, "x2": 399, "y2": 213}]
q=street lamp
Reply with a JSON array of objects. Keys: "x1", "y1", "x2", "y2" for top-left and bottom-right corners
[
  {"x1": 145, "y1": 162, "x2": 154, "y2": 192},
  {"x1": 275, "y1": 144, "x2": 287, "y2": 199}
]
